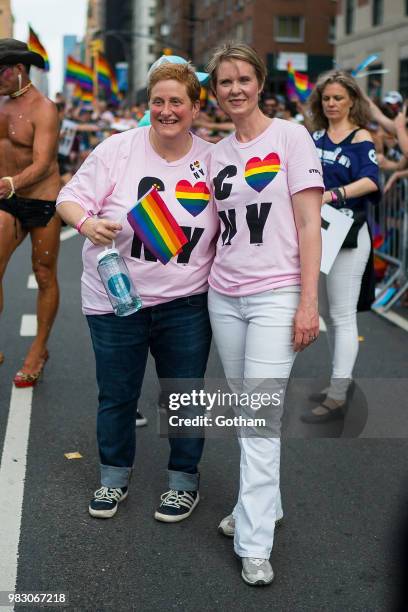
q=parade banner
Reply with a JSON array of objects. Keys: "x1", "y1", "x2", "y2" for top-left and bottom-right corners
[
  {"x1": 58, "y1": 119, "x2": 77, "y2": 157},
  {"x1": 320, "y1": 204, "x2": 354, "y2": 274}
]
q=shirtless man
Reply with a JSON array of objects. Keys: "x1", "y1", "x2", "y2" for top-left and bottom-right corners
[{"x1": 0, "y1": 39, "x2": 60, "y2": 386}]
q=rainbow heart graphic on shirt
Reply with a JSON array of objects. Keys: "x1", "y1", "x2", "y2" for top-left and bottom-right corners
[
  {"x1": 244, "y1": 153, "x2": 281, "y2": 192},
  {"x1": 175, "y1": 180, "x2": 210, "y2": 216}
]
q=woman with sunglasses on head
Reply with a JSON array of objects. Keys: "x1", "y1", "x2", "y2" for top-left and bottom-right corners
[
  {"x1": 302, "y1": 71, "x2": 380, "y2": 424},
  {"x1": 56, "y1": 60, "x2": 218, "y2": 523},
  {"x1": 206, "y1": 43, "x2": 324, "y2": 585}
]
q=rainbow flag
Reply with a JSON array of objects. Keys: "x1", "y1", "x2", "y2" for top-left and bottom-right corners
[
  {"x1": 110, "y1": 72, "x2": 119, "y2": 104},
  {"x1": 96, "y1": 53, "x2": 111, "y2": 90},
  {"x1": 95, "y1": 53, "x2": 119, "y2": 104},
  {"x1": 127, "y1": 188, "x2": 188, "y2": 265},
  {"x1": 66, "y1": 56, "x2": 93, "y2": 92},
  {"x1": 28, "y1": 25, "x2": 49, "y2": 71},
  {"x1": 72, "y1": 83, "x2": 93, "y2": 104},
  {"x1": 287, "y1": 62, "x2": 312, "y2": 102}
]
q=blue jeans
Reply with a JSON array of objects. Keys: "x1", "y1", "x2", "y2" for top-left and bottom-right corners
[{"x1": 86, "y1": 293, "x2": 211, "y2": 491}]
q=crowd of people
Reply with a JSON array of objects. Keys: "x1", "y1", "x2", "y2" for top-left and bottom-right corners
[{"x1": 0, "y1": 36, "x2": 407, "y2": 588}]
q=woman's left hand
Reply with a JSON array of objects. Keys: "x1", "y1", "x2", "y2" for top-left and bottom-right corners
[
  {"x1": 292, "y1": 301, "x2": 319, "y2": 352},
  {"x1": 322, "y1": 190, "x2": 332, "y2": 205}
]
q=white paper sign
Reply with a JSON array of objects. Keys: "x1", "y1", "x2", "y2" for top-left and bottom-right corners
[
  {"x1": 320, "y1": 204, "x2": 354, "y2": 274},
  {"x1": 58, "y1": 119, "x2": 77, "y2": 157}
]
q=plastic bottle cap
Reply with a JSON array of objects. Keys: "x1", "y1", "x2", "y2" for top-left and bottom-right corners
[{"x1": 97, "y1": 248, "x2": 119, "y2": 263}]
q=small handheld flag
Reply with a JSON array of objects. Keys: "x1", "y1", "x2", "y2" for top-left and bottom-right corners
[
  {"x1": 127, "y1": 188, "x2": 188, "y2": 265},
  {"x1": 28, "y1": 25, "x2": 50, "y2": 71}
]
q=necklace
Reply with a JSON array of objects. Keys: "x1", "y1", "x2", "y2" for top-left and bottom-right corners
[{"x1": 10, "y1": 82, "x2": 33, "y2": 98}]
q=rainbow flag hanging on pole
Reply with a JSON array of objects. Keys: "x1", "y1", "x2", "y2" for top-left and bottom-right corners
[
  {"x1": 27, "y1": 25, "x2": 50, "y2": 71},
  {"x1": 286, "y1": 62, "x2": 312, "y2": 102},
  {"x1": 95, "y1": 53, "x2": 119, "y2": 104},
  {"x1": 127, "y1": 188, "x2": 188, "y2": 265},
  {"x1": 72, "y1": 84, "x2": 93, "y2": 104},
  {"x1": 95, "y1": 53, "x2": 111, "y2": 90},
  {"x1": 66, "y1": 56, "x2": 93, "y2": 92}
]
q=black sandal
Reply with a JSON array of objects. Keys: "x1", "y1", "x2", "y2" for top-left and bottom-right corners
[{"x1": 301, "y1": 399, "x2": 345, "y2": 424}]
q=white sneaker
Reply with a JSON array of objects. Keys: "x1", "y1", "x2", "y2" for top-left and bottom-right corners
[
  {"x1": 218, "y1": 514, "x2": 283, "y2": 537},
  {"x1": 218, "y1": 514, "x2": 235, "y2": 537},
  {"x1": 241, "y1": 558, "x2": 274, "y2": 586}
]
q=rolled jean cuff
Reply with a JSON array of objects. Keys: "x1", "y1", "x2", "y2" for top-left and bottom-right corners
[
  {"x1": 168, "y1": 469, "x2": 199, "y2": 491},
  {"x1": 100, "y1": 464, "x2": 132, "y2": 488}
]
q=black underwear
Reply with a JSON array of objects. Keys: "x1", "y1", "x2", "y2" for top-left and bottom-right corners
[{"x1": 0, "y1": 195, "x2": 56, "y2": 230}]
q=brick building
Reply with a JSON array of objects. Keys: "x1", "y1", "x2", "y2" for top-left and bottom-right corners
[{"x1": 156, "y1": 0, "x2": 336, "y2": 95}]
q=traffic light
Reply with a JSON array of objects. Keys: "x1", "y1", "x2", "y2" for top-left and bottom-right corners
[
  {"x1": 163, "y1": 47, "x2": 173, "y2": 56},
  {"x1": 90, "y1": 39, "x2": 104, "y2": 55}
]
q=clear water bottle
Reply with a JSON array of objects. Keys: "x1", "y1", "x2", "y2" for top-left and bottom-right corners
[{"x1": 97, "y1": 248, "x2": 142, "y2": 316}]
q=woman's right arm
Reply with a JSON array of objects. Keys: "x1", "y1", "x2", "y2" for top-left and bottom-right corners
[
  {"x1": 56, "y1": 146, "x2": 122, "y2": 245},
  {"x1": 57, "y1": 201, "x2": 122, "y2": 245}
]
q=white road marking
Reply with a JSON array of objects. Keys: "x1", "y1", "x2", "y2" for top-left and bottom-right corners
[
  {"x1": 60, "y1": 228, "x2": 78, "y2": 241},
  {"x1": 319, "y1": 316, "x2": 327, "y2": 332},
  {"x1": 27, "y1": 274, "x2": 38, "y2": 289},
  {"x1": 20, "y1": 315, "x2": 37, "y2": 337},
  {"x1": 374, "y1": 309, "x2": 408, "y2": 333},
  {"x1": 0, "y1": 387, "x2": 33, "y2": 599}
]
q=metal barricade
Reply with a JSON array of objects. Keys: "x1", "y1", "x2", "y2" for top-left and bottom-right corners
[{"x1": 368, "y1": 177, "x2": 408, "y2": 313}]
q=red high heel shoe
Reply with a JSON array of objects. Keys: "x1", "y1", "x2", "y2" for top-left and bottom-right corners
[{"x1": 13, "y1": 350, "x2": 49, "y2": 388}]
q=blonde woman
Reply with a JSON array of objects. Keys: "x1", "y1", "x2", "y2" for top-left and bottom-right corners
[
  {"x1": 206, "y1": 43, "x2": 323, "y2": 585},
  {"x1": 303, "y1": 71, "x2": 380, "y2": 423}
]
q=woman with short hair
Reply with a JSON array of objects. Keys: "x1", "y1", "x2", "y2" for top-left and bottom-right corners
[{"x1": 56, "y1": 62, "x2": 218, "y2": 522}]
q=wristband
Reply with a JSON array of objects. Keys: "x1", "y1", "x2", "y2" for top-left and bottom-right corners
[
  {"x1": 2, "y1": 176, "x2": 15, "y2": 199},
  {"x1": 330, "y1": 190, "x2": 338, "y2": 202},
  {"x1": 75, "y1": 213, "x2": 92, "y2": 234},
  {"x1": 332, "y1": 188, "x2": 345, "y2": 204}
]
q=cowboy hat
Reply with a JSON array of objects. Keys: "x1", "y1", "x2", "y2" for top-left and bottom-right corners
[{"x1": 0, "y1": 38, "x2": 45, "y2": 69}]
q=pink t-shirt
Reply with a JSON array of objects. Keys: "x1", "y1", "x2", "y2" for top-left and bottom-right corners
[
  {"x1": 56, "y1": 127, "x2": 218, "y2": 314},
  {"x1": 208, "y1": 119, "x2": 324, "y2": 296}
]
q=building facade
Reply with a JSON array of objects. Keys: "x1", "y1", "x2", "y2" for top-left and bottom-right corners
[
  {"x1": 84, "y1": 0, "x2": 106, "y2": 65},
  {"x1": 336, "y1": 0, "x2": 408, "y2": 97},
  {"x1": 132, "y1": 0, "x2": 157, "y2": 96},
  {"x1": 157, "y1": 0, "x2": 336, "y2": 95},
  {"x1": 0, "y1": 0, "x2": 12, "y2": 38}
]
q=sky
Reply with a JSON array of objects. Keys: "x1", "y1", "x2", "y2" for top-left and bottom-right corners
[{"x1": 11, "y1": 0, "x2": 88, "y2": 98}]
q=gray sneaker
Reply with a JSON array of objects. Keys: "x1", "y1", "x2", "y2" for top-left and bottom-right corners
[
  {"x1": 241, "y1": 558, "x2": 274, "y2": 586},
  {"x1": 218, "y1": 514, "x2": 283, "y2": 537}
]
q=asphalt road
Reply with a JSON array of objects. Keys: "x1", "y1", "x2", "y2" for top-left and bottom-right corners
[{"x1": 0, "y1": 231, "x2": 407, "y2": 612}]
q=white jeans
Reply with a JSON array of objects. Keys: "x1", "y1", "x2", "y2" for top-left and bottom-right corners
[
  {"x1": 208, "y1": 286, "x2": 300, "y2": 558},
  {"x1": 320, "y1": 223, "x2": 371, "y2": 401}
]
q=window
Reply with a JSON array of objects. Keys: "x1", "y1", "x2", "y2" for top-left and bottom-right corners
[
  {"x1": 328, "y1": 16, "x2": 336, "y2": 43},
  {"x1": 372, "y1": 0, "x2": 383, "y2": 26},
  {"x1": 149, "y1": 6, "x2": 156, "y2": 17},
  {"x1": 148, "y1": 44, "x2": 155, "y2": 54},
  {"x1": 235, "y1": 22, "x2": 244, "y2": 41},
  {"x1": 245, "y1": 17, "x2": 253, "y2": 44},
  {"x1": 345, "y1": 0, "x2": 355, "y2": 35},
  {"x1": 274, "y1": 16, "x2": 304, "y2": 42},
  {"x1": 367, "y1": 63, "x2": 383, "y2": 99},
  {"x1": 400, "y1": 58, "x2": 408, "y2": 98},
  {"x1": 149, "y1": 26, "x2": 154, "y2": 35}
]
